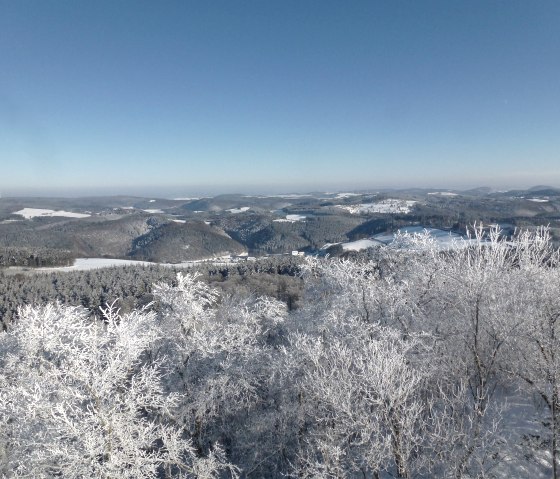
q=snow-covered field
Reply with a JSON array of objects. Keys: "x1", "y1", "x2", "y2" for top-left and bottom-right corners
[
  {"x1": 372, "y1": 226, "x2": 462, "y2": 244},
  {"x1": 14, "y1": 208, "x2": 91, "y2": 219},
  {"x1": 341, "y1": 239, "x2": 382, "y2": 251},
  {"x1": 323, "y1": 227, "x2": 475, "y2": 253},
  {"x1": 274, "y1": 214, "x2": 306, "y2": 223},
  {"x1": 142, "y1": 209, "x2": 164, "y2": 214},
  {"x1": 335, "y1": 192, "x2": 361, "y2": 199},
  {"x1": 271, "y1": 194, "x2": 312, "y2": 199},
  {"x1": 227, "y1": 207, "x2": 250, "y2": 214},
  {"x1": 337, "y1": 199, "x2": 416, "y2": 214},
  {"x1": 34, "y1": 257, "x2": 237, "y2": 272},
  {"x1": 427, "y1": 191, "x2": 458, "y2": 196},
  {"x1": 38, "y1": 258, "x2": 159, "y2": 271},
  {"x1": 528, "y1": 198, "x2": 549, "y2": 203}
]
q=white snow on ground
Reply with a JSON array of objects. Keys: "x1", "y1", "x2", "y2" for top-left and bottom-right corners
[
  {"x1": 38, "y1": 258, "x2": 157, "y2": 271},
  {"x1": 427, "y1": 191, "x2": 458, "y2": 196},
  {"x1": 335, "y1": 192, "x2": 361, "y2": 198},
  {"x1": 486, "y1": 393, "x2": 552, "y2": 479},
  {"x1": 142, "y1": 209, "x2": 164, "y2": 214},
  {"x1": 337, "y1": 199, "x2": 416, "y2": 214},
  {"x1": 34, "y1": 256, "x2": 239, "y2": 272},
  {"x1": 326, "y1": 227, "x2": 475, "y2": 253},
  {"x1": 14, "y1": 208, "x2": 91, "y2": 219},
  {"x1": 273, "y1": 214, "x2": 306, "y2": 223},
  {"x1": 149, "y1": 199, "x2": 156, "y2": 203},
  {"x1": 341, "y1": 239, "x2": 382, "y2": 251},
  {"x1": 271, "y1": 194, "x2": 312, "y2": 199},
  {"x1": 372, "y1": 226, "x2": 461, "y2": 244},
  {"x1": 172, "y1": 219, "x2": 186, "y2": 223},
  {"x1": 528, "y1": 198, "x2": 549, "y2": 202},
  {"x1": 226, "y1": 207, "x2": 250, "y2": 214}
]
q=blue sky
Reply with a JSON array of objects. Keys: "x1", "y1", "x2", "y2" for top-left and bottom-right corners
[{"x1": 1, "y1": 0, "x2": 559, "y2": 196}]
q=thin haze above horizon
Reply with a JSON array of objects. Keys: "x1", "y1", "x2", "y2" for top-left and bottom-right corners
[{"x1": 1, "y1": 0, "x2": 559, "y2": 196}]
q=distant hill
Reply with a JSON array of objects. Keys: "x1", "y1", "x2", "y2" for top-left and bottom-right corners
[
  {"x1": 527, "y1": 186, "x2": 560, "y2": 197},
  {"x1": 0, "y1": 213, "x2": 160, "y2": 256},
  {"x1": 460, "y1": 187, "x2": 494, "y2": 196},
  {"x1": 128, "y1": 221, "x2": 246, "y2": 262}
]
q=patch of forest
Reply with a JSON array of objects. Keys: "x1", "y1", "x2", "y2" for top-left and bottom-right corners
[
  {"x1": 0, "y1": 256, "x2": 304, "y2": 329},
  {"x1": 0, "y1": 246, "x2": 75, "y2": 268}
]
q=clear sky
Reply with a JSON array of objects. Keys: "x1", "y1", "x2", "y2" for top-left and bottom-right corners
[{"x1": 1, "y1": 0, "x2": 559, "y2": 196}]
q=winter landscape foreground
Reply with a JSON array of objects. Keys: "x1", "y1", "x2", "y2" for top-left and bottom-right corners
[{"x1": 1, "y1": 227, "x2": 560, "y2": 478}]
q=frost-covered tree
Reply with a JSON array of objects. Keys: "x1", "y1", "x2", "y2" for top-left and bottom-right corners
[
  {"x1": 2, "y1": 226, "x2": 560, "y2": 478},
  {"x1": 504, "y1": 229, "x2": 560, "y2": 477},
  {"x1": 0, "y1": 301, "x2": 236, "y2": 479},
  {"x1": 289, "y1": 321, "x2": 428, "y2": 479},
  {"x1": 152, "y1": 272, "x2": 291, "y2": 476}
]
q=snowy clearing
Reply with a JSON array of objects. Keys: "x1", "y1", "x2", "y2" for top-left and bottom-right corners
[
  {"x1": 226, "y1": 207, "x2": 250, "y2": 214},
  {"x1": 372, "y1": 226, "x2": 462, "y2": 244},
  {"x1": 427, "y1": 191, "x2": 458, "y2": 196},
  {"x1": 142, "y1": 209, "x2": 164, "y2": 214},
  {"x1": 271, "y1": 194, "x2": 312, "y2": 199},
  {"x1": 326, "y1": 227, "x2": 476, "y2": 252},
  {"x1": 273, "y1": 214, "x2": 306, "y2": 223},
  {"x1": 335, "y1": 192, "x2": 362, "y2": 199},
  {"x1": 341, "y1": 239, "x2": 382, "y2": 251},
  {"x1": 337, "y1": 199, "x2": 416, "y2": 214},
  {"x1": 34, "y1": 257, "x2": 239, "y2": 272},
  {"x1": 14, "y1": 208, "x2": 91, "y2": 219},
  {"x1": 528, "y1": 198, "x2": 549, "y2": 203}
]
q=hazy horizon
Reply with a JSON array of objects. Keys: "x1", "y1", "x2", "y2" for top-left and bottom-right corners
[{"x1": 1, "y1": 181, "x2": 559, "y2": 200}]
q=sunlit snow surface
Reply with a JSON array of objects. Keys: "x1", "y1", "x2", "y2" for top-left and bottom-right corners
[
  {"x1": 335, "y1": 192, "x2": 361, "y2": 198},
  {"x1": 274, "y1": 214, "x2": 306, "y2": 223},
  {"x1": 14, "y1": 208, "x2": 91, "y2": 219},
  {"x1": 227, "y1": 207, "x2": 250, "y2": 214},
  {"x1": 427, "y1": 191, "x2": 458, "y2": 196},
  {"x1": 336, "y1": 199, "x2": 416, "y2": 214},
  {"x1": 341, "y1": 239, "x2": 382, "y2": 251},
  {"x1": 35, "y1": 257, "x2": 235, "y2": 272},
  {"x1": 372, "y1": 226, "x2": 462, "y2": 244},
  {"x1": 327, "y1": 227, "x2": 477, "y2": 252}
]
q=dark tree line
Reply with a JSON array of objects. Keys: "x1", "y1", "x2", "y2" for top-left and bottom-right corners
[
  {"x1": 0, "y1": 257, "x2": 304, "y2": 330},
  {"x1": 0, "y1": 246, "x2": 75, "y2": 268}
]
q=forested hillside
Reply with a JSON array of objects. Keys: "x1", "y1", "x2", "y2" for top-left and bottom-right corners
[{"x1": 1, "y1": 227, "x2": 559, "y2": 477}]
